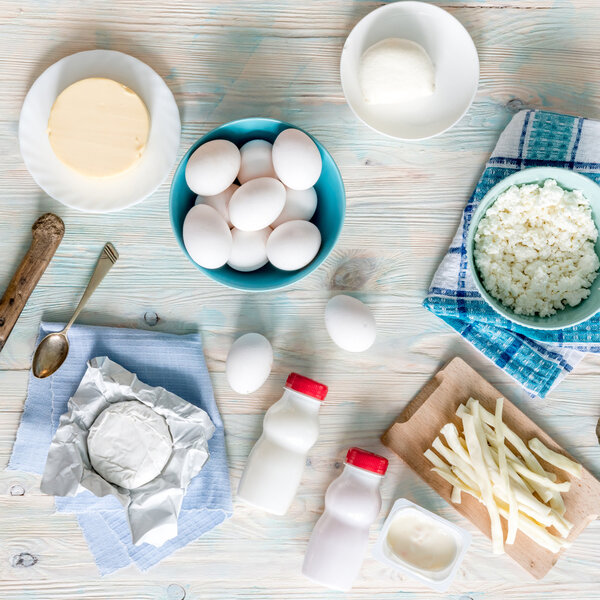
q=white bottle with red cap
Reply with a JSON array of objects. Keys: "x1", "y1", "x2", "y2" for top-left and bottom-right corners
[
  {"x1": 237, "y1": 372, "x2": 328, "y2": 516},
  {"x1": 302, "y1": 447, "x2": 388, "y2": 591}
]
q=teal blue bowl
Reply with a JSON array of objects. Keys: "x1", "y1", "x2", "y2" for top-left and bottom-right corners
[
  {"x1": 170, "y1": 118, "x2": 345, "y2": 291},
  {"x1": 467, "y1": 167, "x2": 600, "y2": 330}
]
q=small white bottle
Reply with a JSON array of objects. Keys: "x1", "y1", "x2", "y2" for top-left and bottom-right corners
[
  {"x1": 237, "y1": 373, "x2": 328, "y2": 515},
  {"x1": 302, "y1": 447, "x2": 388, "y2": 591}
]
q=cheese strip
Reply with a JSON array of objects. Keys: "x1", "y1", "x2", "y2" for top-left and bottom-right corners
[
  {"x1": 464, "y1": 399, "x2": 556, "y2": 502},
  {"x1": 462, "y1": 412, "x2": 504, "y2": 554},
  {"x1": 451, "y1": 465, "x2": 480, "y2": 491},
  {"x1": 432, "y1": 437, "x2": 479, "y2": 482},
  {"x1": 461, "y1": 405, "x2": 557, "y2": 483},
  {"x1": 549, "y1": 492, "x2": 566, "y2": 516},
  {"x1": 471, "y1": 400, "x2": 498, "y2": 472},
  {"x1": 495, "y1": 397, "x2": 518, "y2": 544},
  {"x1": 509, "y1": 460, "x2": 570, "y2": 493},
  {"x1": 434, "y1": 431, "x2": 552, "y2": 519},
  {"x1": 431, "y1": 467, "x2": 481, "y2": 502},
  {"x1": 528, "y1": 437, "x2": 583, "y2": 479},
  {"x1": 441, "y1": 423, "x2": 471, "y2": 464},
  {"x1": 424, "y1": 448, "x2": 451, "y2": 472},
  {"x1": 495, "y1": 501, "x2": 568, "y2": 554},
  {"x1": 434, "y1": 465, "x2": 566, "y2": 553},
  {"x1": 451, "y1": 485, "x2": 462, "y2": 504},
  {"x1": 446, "y1": 464, "x2": 564, "y2": 533}
]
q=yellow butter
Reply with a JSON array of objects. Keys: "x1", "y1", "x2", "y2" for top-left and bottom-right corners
[{"x1": 47, "y1": 77, "x2": 150, "y2": 178}]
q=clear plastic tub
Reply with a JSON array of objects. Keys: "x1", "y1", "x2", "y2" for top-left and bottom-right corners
[{"x1": 373, "y1": 498, "x2": 471, "y2": 592}]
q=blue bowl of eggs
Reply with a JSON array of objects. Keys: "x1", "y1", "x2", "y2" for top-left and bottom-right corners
[{"x1": 169, "y1": 118, "x2": 345, "y2": 291}]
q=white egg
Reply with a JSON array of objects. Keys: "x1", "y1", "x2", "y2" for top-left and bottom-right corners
[
  {"x1": 271, "y1": 186, "x2": 318, "y2": 227},
  {"x1": 272, "y1": 129, "x2": 322, "y2": 191},
  {"x1": 238, "y1": 139, "x2": 277, "y2": 184},
  {"x1": 185, "y1": 139, "x2": 241, "y2": 196},
  {"x1": 195, "y1": 183, "x2": 238, "y2": 228},
  {"x1": 183, "y1": 204, "x2": 232, "y2": 269},
  {"x1": 325, "y1": 295, "x2": 376, "y2": 352},
  {"x1": 229, "y1": 177, "x2": 286, "y2": 231},
  {"x1": 266, "y1": 220, "x2": 321, "y2": 271},
  {"x1": 226, "y1": 333, "x2": 273, "y2": 395},
  {"x1": 228, "y1": 227, "x2": 271, "y2": 272}
]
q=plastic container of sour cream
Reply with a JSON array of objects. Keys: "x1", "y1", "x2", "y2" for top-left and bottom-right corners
[{"x1": 373, "y1": 498, "x2": 471, "y2": 592}]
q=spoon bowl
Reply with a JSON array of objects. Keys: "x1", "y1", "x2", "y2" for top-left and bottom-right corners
[
  {"x1": 31, "y1": 242, "x2": 118, "y2": 379},
  {"x1": 32, "y1": 332, "x2": 70, "y2": 378}
]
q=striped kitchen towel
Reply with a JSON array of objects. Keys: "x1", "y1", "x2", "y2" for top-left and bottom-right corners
[{"x1": 424, "y1": 110, "x2": 600, "y2": 398}]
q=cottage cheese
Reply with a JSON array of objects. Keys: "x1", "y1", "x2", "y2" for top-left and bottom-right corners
[{"x1": 474, "y1": 179, "x2": 599, "y2": 317}]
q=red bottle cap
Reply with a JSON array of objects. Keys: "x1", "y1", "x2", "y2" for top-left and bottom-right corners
[
  {"x1": 345, "y1": 447, "x2": 388, "y2": 475},
  {"x1": 285, "y1": 373, "x2": 328, "y2": 401}
]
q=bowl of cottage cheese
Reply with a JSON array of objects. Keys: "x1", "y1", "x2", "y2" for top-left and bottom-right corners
[{"x1": 467, "y1": 167, "x2": 600, "y2": 330}]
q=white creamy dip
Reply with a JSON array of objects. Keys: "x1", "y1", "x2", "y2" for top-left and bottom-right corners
[{"x1": 386, "y1": 508, "x2": 457, "y2": 572}]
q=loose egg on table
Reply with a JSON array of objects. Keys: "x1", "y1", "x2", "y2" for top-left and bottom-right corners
[
  {"x1": 325, "y1": 295, "x2": 376, "y2": 352},
  {"x1": 182, "y1": 130, "x2": 324, "y2": 273},
  {"x1": 226, "y1": 333, "x2": 273, "y2": 395}
]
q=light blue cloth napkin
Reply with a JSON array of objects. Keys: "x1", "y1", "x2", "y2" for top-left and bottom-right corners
[
  {"x1": 424, "y1": 110, "x2": 600, "y2": 398},
  {"x1": 8, "y1": 322, "x2": 233, "y2": 574}
]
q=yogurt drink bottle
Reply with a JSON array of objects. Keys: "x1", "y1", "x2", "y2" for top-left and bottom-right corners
[
  {"x1": 302, "y1": 447, "x2": 388, "y2": 591},
  {"x1": 237, "y1": 373, "x2": 328, "y2": 515}
]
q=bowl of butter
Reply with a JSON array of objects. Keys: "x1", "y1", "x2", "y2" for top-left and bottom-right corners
[
  {"x1": 19, "y1": 49, "x2": 181, "y2": 212},
  {"x1": 340, "y1": 1, "x2": 479, "y2": 140}
]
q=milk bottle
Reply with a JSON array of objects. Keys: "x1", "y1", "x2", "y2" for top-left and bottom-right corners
[
  {"x1": 302, "y1": 447, "x2": 388, "y2": 591},
  {"x1": 237, "y1": 373, "x2": 328, "y2": 515}
]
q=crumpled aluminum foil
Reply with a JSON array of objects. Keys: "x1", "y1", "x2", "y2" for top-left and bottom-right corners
[{"x1": 41, "y1": 356, "x2": 215, "y2": 547}]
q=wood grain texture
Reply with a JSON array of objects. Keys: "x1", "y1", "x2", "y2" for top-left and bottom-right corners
[{"x1": 1, "y1": 0, "x2": 599, "y2": 599}]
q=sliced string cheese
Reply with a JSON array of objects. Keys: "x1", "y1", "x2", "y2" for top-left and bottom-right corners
[
  {"x1": 424, "y1": 448, "x2": 451, "y2": 472},
  {"x1": 549, "y1": 492, "x2": 566, "y2": 516},
  {"x1": 494, "y1": 397, "x2": 518, "y2": 545},
  {"x1": 432, "y1": 437, "x2": 479, "y2": 482},
  {"x1": 426, "y1": 399, "x2": 574, "y2": 555},
  {"x1": 464, "y1": 399, "x2": 556, "y2": 502},
  {"x1": 528, "y1": 437, "x2": 583, "y2": 479},
  {"x1": 441, "y1": 423, "x2": 471, "y2": 464},
  {"x1": 462, "y1": 412, "x2": 504, "y2": 554},
  {"x1": 509, "y1": 460, "x2": 570, "y2": 493},
  {"x1": 451, "y1": 485, "x2": 462, "y2": 504}
]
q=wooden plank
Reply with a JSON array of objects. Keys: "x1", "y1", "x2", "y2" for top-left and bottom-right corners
[{"x1": 1, "y1": 0, "x2": 600, "y2": 597}]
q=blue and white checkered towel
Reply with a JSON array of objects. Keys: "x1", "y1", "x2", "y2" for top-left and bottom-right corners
[
  {"x1": 8, "y1": 323, "x2": 233, "y2": 575},
  {"x1": 424, "y1": 110, "x2": 600, "y2": 398}
]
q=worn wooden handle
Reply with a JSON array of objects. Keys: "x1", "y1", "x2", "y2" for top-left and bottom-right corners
[{"x1": 0, "y1": 213, "x2": 65, "y2": 352}]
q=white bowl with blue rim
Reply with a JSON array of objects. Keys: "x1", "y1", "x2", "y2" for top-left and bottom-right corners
[{"x1": 467, "y1": 167, "x2": 600, "y2": 330}]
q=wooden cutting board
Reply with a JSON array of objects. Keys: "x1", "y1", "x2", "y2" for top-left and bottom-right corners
[{"x1": 381, "y1": 357, "x2": 600, "y2": 579}]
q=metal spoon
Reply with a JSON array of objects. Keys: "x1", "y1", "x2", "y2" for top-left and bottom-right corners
[{"x1": 32, "y1": 243, "x2": 119, "y2": 378}]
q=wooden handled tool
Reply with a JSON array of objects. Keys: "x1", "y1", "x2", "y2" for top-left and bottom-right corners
[{"x1": 0, "y1": 213, "x2": 64, "y2": 353}]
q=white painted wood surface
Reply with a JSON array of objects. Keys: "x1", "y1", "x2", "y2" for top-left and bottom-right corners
[{"x1": 1, "y1": 1, "x2": 599, "y2": 598}]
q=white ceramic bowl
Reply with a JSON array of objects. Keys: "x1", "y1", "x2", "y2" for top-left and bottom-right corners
[
  {"x1": 19, "y1": 50, "x2": 181, "y2": 213},
  {"x1": 340, "y1": 1, "x2": 479, "y2": 140}
]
